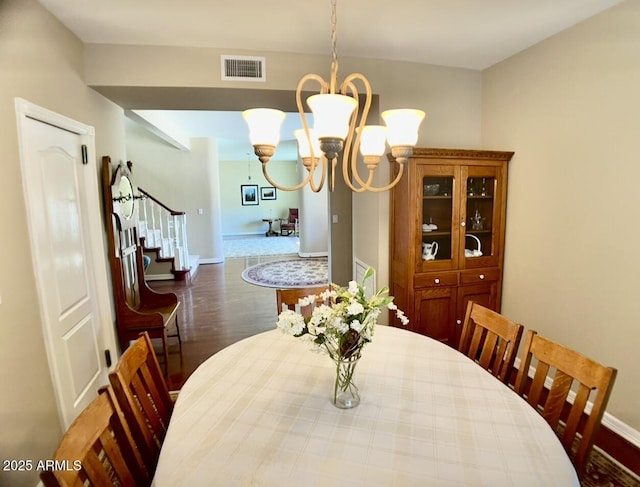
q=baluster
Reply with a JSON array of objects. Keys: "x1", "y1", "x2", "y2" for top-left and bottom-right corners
[
  {"x1": 149, "y1": 200, "x2": 157, "y2": 248},
  {"x1": 181, "y1": 214, "x2": 190, "y2": 271},
  {"x1": 173, "y1": 215, "x2": 182, "y2": 270},
  {"x1": 139, "y1": 194, "x2": 149, "y2": 239},
  {"x1": 157, "y1": 204, "x2": 164, "y2": 256}
]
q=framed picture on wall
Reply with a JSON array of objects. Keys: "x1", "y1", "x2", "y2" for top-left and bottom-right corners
[
  {"x1": 260, "y1": 186, "x2": 276, "y2": 201},
  {"x1": 241, "y1": 184, "x2": 259, "y2": 206}
]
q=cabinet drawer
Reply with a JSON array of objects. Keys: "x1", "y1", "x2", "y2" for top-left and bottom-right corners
[
  {"x1": 460, "y1": 268, "x2": 500, "y2": 284},
  {"x1": 415, "y1": 271, "x2": 459, "y2": 288}
]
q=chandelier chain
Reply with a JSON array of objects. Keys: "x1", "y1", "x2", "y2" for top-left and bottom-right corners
[
  {"x1": 242, "y1": 0, "x2": 424, "y2": 193},
  {"x1": 331, "y1": 0, "x2": 338, "y2": 65},
  {"x1": 329, "y1": 0, "x2": 339, "y2": 92}
]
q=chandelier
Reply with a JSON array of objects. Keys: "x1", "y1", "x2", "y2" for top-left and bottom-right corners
[{"x1": 242, "y1": 0, "x2": 425, "y2": 193}]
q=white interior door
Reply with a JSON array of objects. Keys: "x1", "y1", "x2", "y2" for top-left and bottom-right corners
[{"x1": 15, "y1": 99, "x2": 115, "y2": 429}]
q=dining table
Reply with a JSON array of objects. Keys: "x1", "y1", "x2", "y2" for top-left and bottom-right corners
[{"x1": 153, "y1": 325, "x2": 579, "y2": 486}]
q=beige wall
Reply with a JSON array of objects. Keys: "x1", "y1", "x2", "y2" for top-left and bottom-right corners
[
  {"x1": 218, "y1": 160, "x2": 299, "y2": 236},
  {"x1": 0, "y1": 1, "x2": 126, "y2": 485},
  {"x1": 483, "y1": 1, "x2": 640, "y2": 433},
  {"x1": 5, "y1": 5, "x2": 635, "y2": 484},
  {"x1": 85, "y1": 44, "x2": 483, "y2": 289}
]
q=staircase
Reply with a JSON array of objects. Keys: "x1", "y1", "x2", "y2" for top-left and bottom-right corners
[{"x1": 137, "y1": 187, "x2": 199, "y2": 281}]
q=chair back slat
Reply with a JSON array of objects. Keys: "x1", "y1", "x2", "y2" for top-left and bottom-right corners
[
  {"x1": 40, "y1": 387, "x2": 149, "y2": 487},
  {"x1": 514, "y1": 330, "x2": 617, "y2": 474},
  {"x1": 109, "y1": 332, "x2": 174, "y2": 474},
  {"x1": 458, "y1": 301, "x2": 524, "y2": 383},
  {"x1": 544, "y1": 370, "x2": 573, "y2": 427},
  {"x1": 562, "y1": 384, "x2": 591, "y2": 447}
]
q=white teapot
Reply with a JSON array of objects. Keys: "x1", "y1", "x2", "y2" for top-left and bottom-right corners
[{"x1": 422, "y1": 241, "x2": 438, "y2": 261}]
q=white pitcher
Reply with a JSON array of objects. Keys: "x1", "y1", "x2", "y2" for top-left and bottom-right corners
[{"x1": 422, "y1": 241, "x2": 438, "y2": 261}]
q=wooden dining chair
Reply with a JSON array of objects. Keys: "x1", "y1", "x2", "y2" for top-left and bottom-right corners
[
  {"x1": 276, "y1": 286, "x2": 331, "y2": 317},
  {"x1": 109, "y1": 332, "x2": 175, "y2": 474},
  {"x1": 458, "y1": 301, "x2": 524, "y2": 384},
  {"x1": 40, "y1": 386, "x2": 149, "y2": 487},
  {"x1": 514, "y1": 330, "x2": 617, "y2": 474}
]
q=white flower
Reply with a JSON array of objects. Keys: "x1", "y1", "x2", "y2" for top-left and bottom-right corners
[
  {"x1": 350, "y1": 320, "x2": 364, "y2": 333},
  {"x1": 395, "y1": 309, "x2": 409, "y2": 326},
  {"x1": 276, "y1": 310, "x2": 306, "y2": 336},
  {"x1": 274, "y1": 266, "x2": 408, "y2": 360},
  {"x1": 348, "y1": 280, "x2": 359, "y2": 295},
  {"x1": 332, "y1": 316, "x2": 349, "y2": 334},
  {"x1": 346, "y1": 301, "x2": 364, "y2": 316},
  {"x1": 320, "y1": 289, "x2": 336, "y2": 301},
  {"x1": 308, "y1": 305, "x2": 332, "y2": 335},
  {"x1": 298, "y1": 295, "x2": 316, "y2": 307}
]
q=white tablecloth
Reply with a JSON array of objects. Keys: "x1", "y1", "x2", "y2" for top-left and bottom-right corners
[{"x1": 153, "y1": 326, "x2": 579, "y2": 486}]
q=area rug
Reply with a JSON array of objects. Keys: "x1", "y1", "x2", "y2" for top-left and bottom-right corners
[
  {"x1": 241, "y1": 258, "x2": 328, "y2": 288},
  {"x1": 582, "y1": 447, "x2": 640, "y2": 487},
  {"x1": 224, "y1": 236, "x2": 299, "y2": 258}
]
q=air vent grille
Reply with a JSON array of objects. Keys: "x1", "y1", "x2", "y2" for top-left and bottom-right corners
[{"x1": 221, "y1": 55, "x2": 266, "y2": 82}]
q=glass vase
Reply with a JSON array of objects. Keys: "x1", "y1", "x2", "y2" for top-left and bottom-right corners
[{"x1": 332, "y1": 355, "x2": 360, "y2": 409}]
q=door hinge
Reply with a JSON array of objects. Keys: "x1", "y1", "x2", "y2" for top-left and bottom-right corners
[
  {"x1": 104, "y1": 349, "x2": 112, "y2": 368},
  {"x1": 81, "y1": 144, "x2": 88, "y2": 165}
]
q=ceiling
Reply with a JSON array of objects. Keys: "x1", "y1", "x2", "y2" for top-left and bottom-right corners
[
  {"x1": 38, "y1": 0, "x2": 622, "y2": 70},
  {"x1": 37, "y1": 0, "x2": 623, "y2": 160}
]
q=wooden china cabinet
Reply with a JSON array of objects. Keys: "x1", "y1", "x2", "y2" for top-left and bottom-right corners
[{"x1": 389, "y1": 148, "x2": 513, "y2": 348}]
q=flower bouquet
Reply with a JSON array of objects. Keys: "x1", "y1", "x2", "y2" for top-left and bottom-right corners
[{"x1": 276, "y1": 267, "x2": 409, "y2": 408}]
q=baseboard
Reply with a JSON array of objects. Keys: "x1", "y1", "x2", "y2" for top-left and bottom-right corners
[
  {"x1": 145, "y1": 273, "x2": 174, "y2": 281},
  {"x1": 199, "y1": 257, "x2": 225, "y2": 264},
  {"x1": 602, "y1": 412, "x2": 640, "y2": 454},
  {"x1": 298, "y1": 251, "x2": 328, "y2": 258},
  {"x1": 223, "y1": 233, "x2": 264, "y2": 238}
]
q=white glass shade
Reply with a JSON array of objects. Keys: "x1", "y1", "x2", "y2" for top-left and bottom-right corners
[
  {"x1": 307, "y1": 94, "x2": 357, "y2": 140},
  {"x1": 294, "y1": 128, "x2": 321, "y2": 158},
  {"x1": 242, "y1": 108, "x2": 285, "y2": 146},
  {"x1": 356, "y1": 125, "x2": 387, "y2": 156},
  {"x1": 381, "y1": 109, "x2": 426, "y2": 147}
]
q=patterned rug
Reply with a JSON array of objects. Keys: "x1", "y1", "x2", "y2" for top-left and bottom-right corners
[
  {"x1": 241, "y1": 258, "x2": 329, "y2": 288},
  {"x1": 582, "y1": 447, "x2": 640, "y2": 487}
]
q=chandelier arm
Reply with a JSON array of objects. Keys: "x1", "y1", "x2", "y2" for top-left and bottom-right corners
[
  {"x1": 362, "y1": 161, "x2": 406, "y2": 193},
  {"x1": 308, "y1": 157, "x2": 328, "y2": 193},
  {"x1": 294, "y1": 73, "x2": 330, "y2": 192},
  {"x1": 342, "y1": 158, "x2": 407, "y2": 193},
  {"x1": 339, "y1": 74, "x2": 376, "y2": 191},
  {"x1": 261, "y1": 163, "x2": 317, "y2": 192}
]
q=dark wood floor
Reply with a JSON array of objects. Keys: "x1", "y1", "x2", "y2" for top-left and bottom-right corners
[{"x1": 149, "y1": 256, "x2": 286, "y2": 390}]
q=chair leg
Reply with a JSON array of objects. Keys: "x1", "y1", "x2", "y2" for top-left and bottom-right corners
[
  {"x1": 162, "y1": 333, "x2": 169, "y2": 376},
  {"x1": 173, "y1": 317, "x2": 183, "y2": 364}
]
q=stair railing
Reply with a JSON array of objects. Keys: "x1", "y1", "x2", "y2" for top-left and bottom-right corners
[{"x1": 137, "y1": 187, "x2": 190, "y2": 272}]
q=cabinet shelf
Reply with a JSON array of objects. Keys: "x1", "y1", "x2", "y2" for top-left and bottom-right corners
[
  {"x1": 467, "y1": 195, "x2": 493, "y2": 200},
  {"x1": 422, "y1": 230, "x2": 452, "y2": 237},
  {"x1": 423, "y1": 195, "x2": 452, "y2": 200}
]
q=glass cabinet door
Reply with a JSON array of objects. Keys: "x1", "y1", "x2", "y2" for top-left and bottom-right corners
[
  {"x1": 418, "y1": 169, "x2": 456, "y2": 270},
  {"x1": 462, "y1": 166, "x2": 502, "y2": 267}
]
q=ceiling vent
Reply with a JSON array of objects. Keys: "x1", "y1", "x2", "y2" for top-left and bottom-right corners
[{"x1": 221, "y1": 55, "x2": 266, "y2": 82}]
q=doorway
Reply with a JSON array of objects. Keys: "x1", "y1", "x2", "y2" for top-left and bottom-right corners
[
  {"x1": 92, "y1": 85, "x2": 353, "y2": 283},
  {"x1": 15, "y1": 99, "x2": 116, "y2": 428}
]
